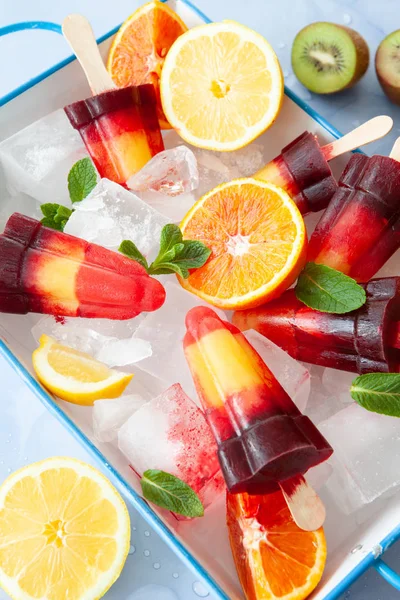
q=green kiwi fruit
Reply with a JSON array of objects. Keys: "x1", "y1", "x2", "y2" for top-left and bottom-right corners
[
  {"x1": 291, "y1": 22, "x2": 369, "y2": 94},
  {"x1": 376, "y1": 30, "x2": 400, "y2": 105}
]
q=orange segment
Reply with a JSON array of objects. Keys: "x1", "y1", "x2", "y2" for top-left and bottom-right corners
[
  {"x1": 227, "y1": 491, "x2": 327, "y2": 600},
  {"x1": 179, "y1": 179, "x2": 307, "y2": 309},
  {"x1": 107, "y1": 0, "x2": 187, "y2": 128}
]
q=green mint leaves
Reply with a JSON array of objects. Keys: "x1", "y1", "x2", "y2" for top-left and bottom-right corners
[
  {"x1": 40, "y1": 204, "x2": 73, "y2": 232},
  {"x1": 351, "y1": 373, "x2": 400, "y2": 418},
  {"x1": 119, "y1": 224, "x2": 211, "y2": 278},
  {"x1": 68, "y1": 157, "x2": 98, "y2": 203},
  {"x1": 140, "y1": 469, "x2": 204, "y2": 518},
  {"x1": 40, "y1": 158, "x2": 98, "y2": 231},
  {"x1": 295, "y1": 262, "x2": 366, "y2": 314}
]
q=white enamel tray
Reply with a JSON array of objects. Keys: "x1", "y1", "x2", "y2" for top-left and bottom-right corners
[{"x1": 1, "y1": 2, "x2": 400, "y2": 598}]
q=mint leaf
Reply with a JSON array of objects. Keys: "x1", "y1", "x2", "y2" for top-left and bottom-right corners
[
  {"x1": 40, "y1": 204, "x2": 73, "y2": 231},
  {"x1": 68, "y1": 157, "x2": 97, "y2": 203},
  {"x1": 295, "y1": 262, "x2": 366, "y2": 314},
  {"x1": 174, "y1": 240, "x2": 212, "y2": 270},
  {"x1": 159, "y1": 224, "x2": 183, "y2": 256},
  {"x1": 351, "y1": 373, "x2": 400, "y2": 417},
  {"x1": 40, "y1": 203, "x2": 59, "y2": 218},
  {"x1": 41, "y1": 216, "x2": 63, "y2": 231},
  {"x1": 141, "y1": 470, "x2": 204, "y2": 517},
  {"x1": 148, "y1": 262, "x2": 190, "y2": 279},
  {"x1": 119, "y1": 240, "x2": 148, "y2": 270}
]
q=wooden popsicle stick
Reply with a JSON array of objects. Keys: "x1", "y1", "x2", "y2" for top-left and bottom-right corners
[
  {"x1": 279, "y1": 474, "x2": 326, "y2": 531},
  {"x1": 389, "y1": 137, "x2": 400, "y2": 161},
  {"x1": 62, "y1": 14, "x2": 117, "y2": 96},
  {"x1": 322, "y1": 115, "x2": 393, "y2": 161}
]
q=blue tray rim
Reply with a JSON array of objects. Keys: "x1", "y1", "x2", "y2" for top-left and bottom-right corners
[{"x1": 1, "y1": 0, "x2": 399, "y2": 597}]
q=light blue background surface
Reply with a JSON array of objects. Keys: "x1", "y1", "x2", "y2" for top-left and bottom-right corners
[{"x1": 1, "y1": 1, "x2": 400, "y2": 598}]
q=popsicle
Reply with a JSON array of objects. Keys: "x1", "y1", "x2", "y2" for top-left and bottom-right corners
[
  {"x1": 0, "y1": 213, "x2": 165, "y2": 319},
  {"x1": 307, "y1": 137, "x2": 400, "y2": 281},
  {"x1": 183, "y1": 306, "x2": 333, "y2": 496},
  {"x1": 62, "y1": 14, "x2": 164, "y2": 184},
  {"x1": 233, "y1": 277, "x2": 400, "y2": 374},
  {"x1": 255, "y1": 116, "x2": 393, "y2": 215}
]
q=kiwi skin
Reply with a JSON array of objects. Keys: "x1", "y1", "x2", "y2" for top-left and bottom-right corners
[
  {"x1": 340, "y1": 25, "x2": 370, "y2": 89},
  {"x1": 292, "y1": 22, "x2": 370, "y2": 94},
  {"x1": 375, "y1": 30, "x2": 400, "y2": 105}
]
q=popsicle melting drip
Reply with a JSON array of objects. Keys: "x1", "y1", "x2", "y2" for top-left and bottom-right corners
[
  {"x1": 233, "y1": 277, "x2": 400, "y2": 374},
  {"x1": 0, "y1": 213, "x2": 165, "y2": 319},
  {"x1": 183, "y1": 306, "x2": 333, "y2": 495},
  {"x1": 64, "y1": 84, "x2": 164, "y2": 185},
  {"x1": 255, "y1": 131, "x2": 338, "y2": 215},
  {"x1": 308, "y1": 147, "x2": 400, "y2": 282}
]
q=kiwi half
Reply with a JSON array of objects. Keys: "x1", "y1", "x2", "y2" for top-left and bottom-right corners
[
  {"x1": 291, "y1": 22, "x2": 369, "y2": 94},
  {"x1": 376, "y1": 30, "x2": 400, "y2": 105}
]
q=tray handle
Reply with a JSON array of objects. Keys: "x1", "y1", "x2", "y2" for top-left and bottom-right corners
[
  {"x1": 374, "y1": 559, "x2": 400, "y2": 591},
  {"x1": 0, "y1": 21, "x2": 62, "y2": 38}
]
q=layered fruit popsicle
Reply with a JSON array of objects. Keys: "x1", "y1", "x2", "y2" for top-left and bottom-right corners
[
  {"x1": 64, "y1": 84, "x2": 164, "y2": 185},
  {"x1": 233, "y1": 277, "x2": 400, "y2": 374},
  {"x1": 184, "y1": 306, "x2": 333, "y2": 494},
  {"x1": 0, "y1": 213, "x2": 165, "y2": 319},
  {"x1": 307, "y1": 152, "x2": 400, "y2": 281},
  {"x1": 255, "y1": 131, "x2": 338, "y2": 214}
]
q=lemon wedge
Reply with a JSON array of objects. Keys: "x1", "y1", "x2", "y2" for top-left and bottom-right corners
[{"x1": 32, "y1": 335, "x2": 133, "y2": 405}]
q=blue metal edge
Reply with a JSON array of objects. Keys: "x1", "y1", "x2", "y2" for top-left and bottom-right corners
[{"x1": 0, "y1": 0, "x2": 397, "y2": 597}]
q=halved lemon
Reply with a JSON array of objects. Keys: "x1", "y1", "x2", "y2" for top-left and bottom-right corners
[
  {"x1": 179, "y1": 179, "x2": 307, "y2": 309},
  {"x1": 0, "y1": 457, "x2": 130, "y2": 600},
  {"x1": 160, "y1": 21, "x2": 284, "y2": 150},
  {"x1": 32, "y1": 335, "x2": 133, "y2": 405}
]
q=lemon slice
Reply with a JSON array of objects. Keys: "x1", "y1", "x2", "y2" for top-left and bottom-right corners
[
  {"x1": 32, "y1": 335, "x2": 133, "y2": 405},
  {"x1": 0, "y1": 457, "x2": 130, "y2": 600},
  {"x1": 160, "y1": 21, "x2": 284, "y2": 151}
]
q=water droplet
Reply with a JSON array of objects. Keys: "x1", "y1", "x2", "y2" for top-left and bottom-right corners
[
  {"x1": 192, "y1": 581, "x2": 210, "y2": 597},
  {"x1": 132, "y1": 526, "x2": 137, "y2": 531},
  {"x1": 8, "y1": 433, "x2": 12, "y2": 437},
  {"x1": 144, "y1": 530, "x2": 150, "y2": 537},
  {"x1": 153, "y1": 562, "x2": 161, "y2": 569},
  {"x1": 0, "y1": 460, "x2": 3, "y2": 465},
  {"x1": 143, "y1": 549, "x2": 150, "y2": 557},
  {"x1": 343, "y1": 13, "x2": 352, "y2": 25},
  {"x1": 283, "y1": 70, "x2": 289, "y2": 78},
  {"x1": 278, "y1": 42, "x2": 286, "y2": 49},
  {"x1": 24, "y1": 457, "x2": 28, "y2": 461},
  {"x1": 5, "y1": 440, "x2": 10, "y2": 444},
  {"x1": 128, "y1": 545, "x2": 136, "y2": 555},
  {"x1": 7, "y1": 468, "x2": 11, "y2": 473},
  {"x1": 351, "y1": 544, "x2": 363, "y2": 554},
  {"x1": 172, "y1": 572, "x2": 179, "y2": 579}
]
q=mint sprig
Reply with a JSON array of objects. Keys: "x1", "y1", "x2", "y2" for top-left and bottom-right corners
[
  {"x1": 40, "y1": 203, "x2": 73, "y2": 231},
  {"x1": 141, "y1": 469, "x2": 204, "y2": 517},
  {"x1": 40, "y1": 158, "x2": 98, "y2": 231},
  {"x1": 119, "y1": 224, "x2": 211, "y2": 278},
  {"x1": 351, "y1": 373, "x2": 400, "y2": 417},
  {"x1": 295, "y1": 262, "x2": 366, "y2": 314},
  {"x1": 68, "y1": 157, "x2": 98, "y2": 203}
]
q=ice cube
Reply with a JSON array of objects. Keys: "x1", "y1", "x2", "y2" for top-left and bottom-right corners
[
  {"x1": 0, "y1": 192, "x2": 42, "y2": 231},
  {"x1": 319, "y1": 403, "x2": 400, "y2": 513},
  {"x1": 131, "y1": 282, "x2": 225, "y2": 402},
  {"x1": 243, "y1": 329, "x2": 310, "y2": 412},
  {"x1": 0, "y1": 110, "x2": 87, "y2": 206},
  {"x1": 118, "y1": 383, "x2": 224, "y2": 512},
  {"x1": 127, "y1": 146, "x2": 199, "y2": 196},
  {"x1": 304, "y1": 365, "x2": 351, "y2": 424},
  {"x1": 93, "y1": 394, "x2": 146, "y2": 442},
  {"x1": 64, "y1": 179, "x2": 169, "y2": 255},
  {"x1": 31, "y1": 315, "x2": 150, "y2": 367},
  {"x1": 136, "y1": 190, "x2": 196, "y2": 222},
  {"x1": 162, "y1": 130, "x2": 266, "y2": 197}
]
